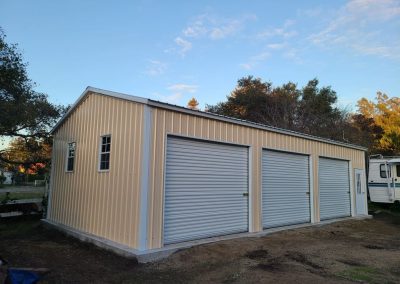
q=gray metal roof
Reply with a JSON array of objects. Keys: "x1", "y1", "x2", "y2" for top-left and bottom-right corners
[{"x1": 51, "y1": 86, "x2": 367, "y2": 151}]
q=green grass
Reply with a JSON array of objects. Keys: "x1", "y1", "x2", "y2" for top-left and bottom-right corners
[
  {"x1": 338, "y1": 266, "x2": 382, "y2": 283},
  {"x1": 0, "y1": 191, "x2": 44, "y2": 201}
]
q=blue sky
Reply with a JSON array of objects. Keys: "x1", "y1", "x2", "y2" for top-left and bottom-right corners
[{"x1": 0, "y1": 0, "x2": 399, "y2": 110}]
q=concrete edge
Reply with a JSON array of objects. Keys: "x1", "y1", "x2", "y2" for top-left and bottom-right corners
[
  {"x1": 41, "y1": 219, "x2": 177, "y2": 263},
  {"x1": 42, "y1": 215, "x2": 372, "y2": 263}
]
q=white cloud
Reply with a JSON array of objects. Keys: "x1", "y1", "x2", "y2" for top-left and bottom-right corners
[
  {"x1": 174, "y1": 37, "x2": 192, "y2": 57},
  {"x1": 145, "y1": 60, "x2": 167, "y2": 76},
  {"x1": 167, "y1": 83, "x2": 198, "y2": 93},
  {"x1": 309, "y1": 0, "x2": 400, "y2": 59},
  {"x1": 209, "y1": 19, "x2": 243, "y2": 39},
  {"x1": 182, "y1": 13, "x2": 257, "y2": 40},
  {"x1": 240, "y1": 51, "x2": 270, "y2": 70},
  {"x1": 266, "y1": 43, "x2": 286, "y2": 50},
  {"x1": 172, "y1": 13, "x2": 256, "y2": 57},
  {"x1": 257, "y1": 19, "x2": 297, "y2": 39},
  {"x1": 155, "y1": 84, "x2": 199, "y2": 104},
  {"x1": 182, "y1": 16, "x2": 208, "y2": 37}
]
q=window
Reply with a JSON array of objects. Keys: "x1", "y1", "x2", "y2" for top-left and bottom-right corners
[
  {"x1": 397, "y1": 165, "x2": 400, "y2": 177},
  {"x1": 380, "y1": 164, "x2": 390, "y2": 178},
  {"x1": 66, "y1": 142, "x2": 76, "y2": 172},
  {"x1": 99, "y1": 135, "x2": 111, "y2": 171},
  {"x1": 356, "y1": 173, "x2": 362, "y2": 194}
]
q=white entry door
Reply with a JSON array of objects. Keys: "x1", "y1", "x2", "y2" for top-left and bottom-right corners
[{"x1": 355, "y1": 169, "x2": 367, "y2": 215}]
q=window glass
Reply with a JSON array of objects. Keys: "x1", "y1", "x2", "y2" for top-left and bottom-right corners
[
  {"x1": 67, "y1": 142, "x2": 76, "y2": 172},
  {"x1": 380, "y1": 164, "x2": 390, "y2": 178},
  {"x1": 99, "y1": 135, "x2": 111, "y2": 170},
  {"x1": 396, "y1": 165, "x2": 400, "y2": 177}
]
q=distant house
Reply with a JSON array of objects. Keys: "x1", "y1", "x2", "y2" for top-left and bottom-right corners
[{"x1": 45, "y1": 87, "x2": 368, "y2": 260}]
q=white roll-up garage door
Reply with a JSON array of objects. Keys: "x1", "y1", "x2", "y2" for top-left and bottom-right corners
[
  {"x1": 164, "y1": 136, "x2": 249, "y2": 245},
  {"x1": 262, "y1": 150, "x2": 311, "y2": 228},
  {"x1": 319, "y1": 157, "x2": 351, "y2": 220}
]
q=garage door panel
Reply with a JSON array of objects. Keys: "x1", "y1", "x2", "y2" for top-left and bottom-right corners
[
  {"x1": 262, "y1": 150, "x2": 311, "y2": 229},
  {"x1": 164, "y1": 136, "x2": 249, "y2": 245},
  {"x1": 319, "y1": 158, "x2": 351, "y2": 220}
]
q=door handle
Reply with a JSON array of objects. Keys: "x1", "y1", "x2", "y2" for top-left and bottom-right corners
[{"x1": 243, "y1": 192, "x2": 249, "y2": 197}]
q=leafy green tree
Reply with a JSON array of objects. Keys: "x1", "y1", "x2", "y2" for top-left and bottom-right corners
[
  {"x1": 0, "y1": 28, "x2": 65, "y2": 165},
  {"x1": 206, "y1": 76, "x2": 348, "y2": 141},
  {"x1": 296, "y1": 79, "x2": 343, "y2": 139},
  {"x1": 206, "y1": 76, "x2": 300, "y2": 129}
]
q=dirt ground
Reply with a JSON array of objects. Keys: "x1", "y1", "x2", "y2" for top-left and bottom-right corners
[{"x1": 1, "y1": 208, "x2": 400, "y2": 283}]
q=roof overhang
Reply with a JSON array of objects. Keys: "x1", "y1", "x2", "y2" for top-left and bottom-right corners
[
  {"x1": 51, "y1": 86, "x2": 368, "y2": 152},
  {"x1": 50, "y1": 87, "x2": 148, "y2": 134}
]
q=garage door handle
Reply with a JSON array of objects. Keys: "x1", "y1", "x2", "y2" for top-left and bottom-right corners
[{"x1": 243, "y1": 192, "x2": 249, "y2": 197}]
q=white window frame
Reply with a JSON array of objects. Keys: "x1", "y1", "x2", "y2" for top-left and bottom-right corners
[
  {"x1": 66, "y1": 142, "x2": 76, "y2": 172},
  {"x1": 98, "y1": 134, "x2": 111, "y2": 172},
  {"x1": 380, "y1": 163, "x2": 390, "y2": 178}
]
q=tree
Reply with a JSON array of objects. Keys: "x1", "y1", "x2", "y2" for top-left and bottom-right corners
[
  {"x1": 344, "y1": 114, "x2": 383, "y2": 154},
  {"x1": 3, "y1": 137, "x2": 52, "y2": 172},
  {"x1": 0, "y1": 28, "x2": 65, "y2": 165},
  {"x1": 206, "y1": 76, "x2": 348, "y2": 141},
  {"x1": 187, "y1": 97, "x2": 199, "y2": 110},
  {"x1": 296, "y1": 79, "x2": 343, "y2": 139},
  {"x1": 357, "y1": 92, "x2": 400, "y2": 155},
  {"x1": 206, "y1": 76, "x2": 272, "y2": 124}
]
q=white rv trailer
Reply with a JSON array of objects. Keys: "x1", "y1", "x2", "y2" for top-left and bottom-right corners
[{"x1": 368, "y1": 155, "x2": 400, "y2": 203}]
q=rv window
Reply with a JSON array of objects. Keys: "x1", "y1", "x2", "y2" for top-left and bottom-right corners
[
  {"x1": 397, "y1": 165, "x2": 400, "y2": 177},
  {"x1": 380, "y1": 164, "x2": 390, "y2": 178}
]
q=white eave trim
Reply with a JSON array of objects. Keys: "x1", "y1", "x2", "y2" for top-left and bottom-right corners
[
  {"x1": 50, "y1": 86, "x2": 367, "y2": 152},
  {"x1": 50, "y1": 87, "x2": 148, "y2": 134},
  {"x1": 147, "y1": 100, "x2": 367, "y2": 152}
]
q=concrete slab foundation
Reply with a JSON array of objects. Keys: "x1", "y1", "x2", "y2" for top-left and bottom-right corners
[{"x1": 42, "y1": 215, "x2": 372, "y2": 263}]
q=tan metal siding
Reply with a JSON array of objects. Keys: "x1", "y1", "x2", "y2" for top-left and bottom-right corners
[
  {"x1": 147, "y1": 108, "x2": 365, "y2": 249},
  {"x1": 48, "y1": 93, "x2": 144, "y2": 249}
]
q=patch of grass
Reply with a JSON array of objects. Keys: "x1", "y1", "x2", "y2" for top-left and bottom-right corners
[
  {"x1": 0, "y1": 191, "x2": 44, "y2": 201},
  {"x1": 338, "y1": 266, "x2": 382, "y2": 283}
]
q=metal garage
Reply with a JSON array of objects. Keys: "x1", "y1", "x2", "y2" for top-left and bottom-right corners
[
  {"x1": 163, "y1": 136, "x2": 249, "y2": 244},
  {"x1": 262, "y1": 150, "x2": 311, "y2": 228},
  {"x1": 319, "y1": 157, "x2": 351, "y2": 220},
  {"x1": 47, "y1": 87, "x2": 368, "y2": 252}
]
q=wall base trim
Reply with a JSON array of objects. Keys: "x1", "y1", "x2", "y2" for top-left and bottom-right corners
[{"x1": 42, "y1": 215, "x2": 372, "y2": 263}]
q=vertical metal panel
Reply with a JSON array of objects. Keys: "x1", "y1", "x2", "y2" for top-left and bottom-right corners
[
  {"x1": 262, "y1": 150, "x2": 310, "y2": 228},
  {"x1": 48, "y1": 93, "x2": 144, "y2": 248},
  {"x1": 164, "y1": 136, "x2": 249, "y2": 244},
  {"x1": 47, "y1": 92, "x2": 367, "y2": 250},
  {"x1": 147, "y1": 108, "x2": 366, "y2": 249},
  {"x1": 319, "y1": 157, "x2": 351, "y2": 220}
]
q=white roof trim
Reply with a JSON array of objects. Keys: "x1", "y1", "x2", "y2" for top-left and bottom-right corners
[
  {"x1": 50, "y1": 87, "x2": 148, "y2": 134},
  {"x1": 388, "y1": 158, "x2": 400, "y2": 164},
  {"x1": 51, "y1": 86, "x2": 367, "y2": 151}
]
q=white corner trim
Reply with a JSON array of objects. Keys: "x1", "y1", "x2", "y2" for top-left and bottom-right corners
[
  {"x1": 138, "y1": 105, "x2": 152, "y2": 250},
  {"x1": 248, "y1": 146, "x2": 254, "y2": 232},
  {"x1": 349, "y1": 161, "x2": 355, "y2": 217},
  {"x1": 309, "y1": 155, "x2": 315, "y2": 223}
]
